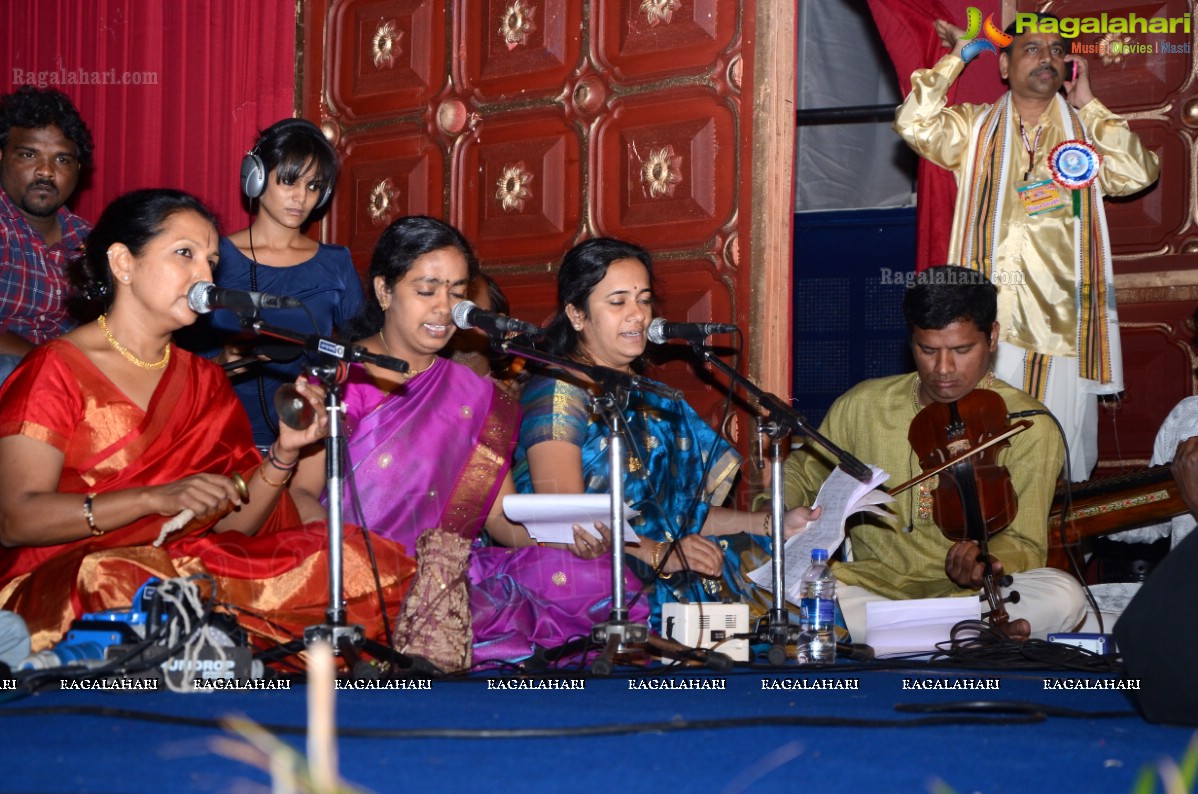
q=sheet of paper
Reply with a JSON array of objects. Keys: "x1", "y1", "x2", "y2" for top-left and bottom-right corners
[
  {"x1": 748, "y1": 464, "x2": 894, "y2": 604},
  {"x1": 502, "y1": 493, "x2": 641, "y2": 544},
  {"x1": 864, "y1": 597, "x2": 981, "y2": 657}
]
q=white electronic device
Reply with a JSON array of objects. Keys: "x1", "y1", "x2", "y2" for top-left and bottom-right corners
[
  {"x1": 660, "y1": 601, "x2": 751, "y2": 662},
  {"x1": 1047, "y1": 632, "x2": 1113, "y2": 655}
]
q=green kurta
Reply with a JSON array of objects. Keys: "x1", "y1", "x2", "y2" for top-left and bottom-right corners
[{"x1": 780, "y1": 373, "x2": 1063, "y2": 600}]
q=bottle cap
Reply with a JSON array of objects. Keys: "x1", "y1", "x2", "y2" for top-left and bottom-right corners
[{"x1": 812, "y1": 548, "x2": 828, "y2": 561}]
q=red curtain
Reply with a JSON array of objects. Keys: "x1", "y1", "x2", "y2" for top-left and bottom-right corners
[
  {"x1": 865, "y1": 0, "x2": 1007, "y2": 270},
  {"x1": 1, "y1": 0, "x2": 295, "y2": 234}
]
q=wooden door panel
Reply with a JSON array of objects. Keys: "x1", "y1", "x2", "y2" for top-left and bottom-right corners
[
  {"x1": 458, "y1": 0, "x2": 584, "y2": 99},
  {"x1": 1099, "y1": 308, "x2": 1198, "y2": 466},
  {"x1": 593, "y1": 0, "x2": 737, "y2": 79},
  {"x1": 334, "y1": 127, "x2": 447, "y2": 266},
  {"x1": 453, "y1": 110, "x2": 583, "y2": 262},
  {"x1": 594, "y1": 89, "x2": 738, "y2": 245},
  {"x1": 1103, "y1": 123, "x2": 1185, "y2": 256},
  {"x1": 648, "y1": 257, "x2": 736, "y2": 422},
  {"x1": 326, "y1": 0, "x2": 446, "y2": 121},
  {"x1": 1070, "y1": 0, "x2": 1191, "y2": 111}
]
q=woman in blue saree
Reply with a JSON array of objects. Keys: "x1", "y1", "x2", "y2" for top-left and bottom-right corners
[{"x1": 491, "y1": 238, "x2": 819, "y2": 633}]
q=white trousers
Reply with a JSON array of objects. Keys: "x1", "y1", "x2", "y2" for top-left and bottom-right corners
[
  {"x1": 994, "y1": 341, "x2": 1098, "y2": 482},
  {"x1": 839, "y1": 568, "x2": 1087, "y2": 644}
]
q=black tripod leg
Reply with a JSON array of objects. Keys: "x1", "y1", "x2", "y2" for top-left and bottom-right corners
[
  {"x1": 767, "y1": 638, "x2": 789, "y2": 667},
  {"x1": 521, "y1": 636, "x2": 597, "y2": 672},
  {"x1": 645, "y1": 634, "x2": 735, "y2": 672},
  {"x1": 335, "y1": 636, "x2": 378, "y2": 680},
  {"x1": 358, "y1": 638, "x2": 444, "y2": 677},
  {"x1": 590, "y1": 633, "x2": 622, "y2": 677}
]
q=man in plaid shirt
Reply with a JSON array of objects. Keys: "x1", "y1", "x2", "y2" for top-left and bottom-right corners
[{"x1": 0, "y1": 87, "x2": 93, "y2": 383}]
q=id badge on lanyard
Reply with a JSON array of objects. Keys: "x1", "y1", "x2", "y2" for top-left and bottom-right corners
[{"x1": 1017, "y1": 179, "x2": 1069, "y2": 216}]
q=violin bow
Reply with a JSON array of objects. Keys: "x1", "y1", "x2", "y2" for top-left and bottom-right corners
[{"x1": 888, "y1": 419, "x2": 1033, "y2": 497}]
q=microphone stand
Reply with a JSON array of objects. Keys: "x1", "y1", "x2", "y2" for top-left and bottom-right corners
[
  {"x1": 500, "y1": 336, "x2": 701, "y2": 674},
  {"x1": 239, "y1": 318, "x2": 432, "y2": 677},
  {"x1": 684, "y1": 340, "x2": 871, "y2": 666}
]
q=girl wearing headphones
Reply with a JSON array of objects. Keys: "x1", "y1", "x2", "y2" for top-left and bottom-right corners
[{"x1": 198, "y1": 118, "x2": 363, "y2": 449}]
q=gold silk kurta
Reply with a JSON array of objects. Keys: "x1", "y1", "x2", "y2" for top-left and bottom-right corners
[
  {"x1": 895, "y1": 55, "x2": 1159, "y2": 367},
  {"x1": 780, "y1": 374, "x2": 1064, "y2": 600}
]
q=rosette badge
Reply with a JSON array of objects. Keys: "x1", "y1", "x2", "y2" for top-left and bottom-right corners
[{"x1": 1049, "y1": 140, "x2": 1102, "y2": 189}]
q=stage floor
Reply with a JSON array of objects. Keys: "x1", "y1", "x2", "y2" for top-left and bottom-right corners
[{"x1": 1, "y1": 662, "x2": 1191, "y2": 794}]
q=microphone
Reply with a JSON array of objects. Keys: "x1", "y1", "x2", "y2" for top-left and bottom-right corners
[
  {"x1": 646, "y1": 317, "x2": 738, "y2": 344},
  {"x1": 187, "y1": 281, "x2": 304, "y2": 315},
  {"x1": 451, "y1": 300, "x2": 541, "y2": 338}
]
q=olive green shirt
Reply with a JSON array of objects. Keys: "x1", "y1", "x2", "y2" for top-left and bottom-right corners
[{"x1": 781, "y1": 373, "x2": 1064, "y2": 599}]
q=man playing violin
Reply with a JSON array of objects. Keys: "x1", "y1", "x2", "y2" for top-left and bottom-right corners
[{"x1": 780, "y1": 266, "x2": 1086, "y2": 642}]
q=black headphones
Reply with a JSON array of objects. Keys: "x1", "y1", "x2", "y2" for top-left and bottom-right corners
[{"x1": 239, "y1": 118, "x2": 335, "y2": 210}]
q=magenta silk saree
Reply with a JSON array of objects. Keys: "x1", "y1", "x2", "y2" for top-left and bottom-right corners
[
  {"x1": 330, "y1": 358, "x2": 516, "y2": 549},
  {"x1": 332, "y1": 358, "x2": 646, "y2": 664}
]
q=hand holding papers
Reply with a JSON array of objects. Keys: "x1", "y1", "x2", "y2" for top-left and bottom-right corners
[
  {"x1": 749, "y1": 465, "x2": 894, "y2": 604},
  {"x1": 503, "y1": 494, "x2": 641, "y2": 544}
]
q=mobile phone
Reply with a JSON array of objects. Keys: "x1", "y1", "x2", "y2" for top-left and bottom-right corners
[{"x1": 1067, "y1": 61, "x2": 1078, "y2": 82}]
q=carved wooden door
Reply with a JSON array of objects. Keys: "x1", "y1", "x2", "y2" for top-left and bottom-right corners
[
  {"x1": 301, "y1": 1, "x2": 793, "y2": 500},
  {"x1": 1030, "y1": 0, "x2": 1198, "y2": 468}
]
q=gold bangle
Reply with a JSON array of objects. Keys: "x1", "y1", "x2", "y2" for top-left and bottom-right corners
[
  {"x1": 762, "y1": 512, "x2": 772, "y2": 536},
  {"x1": 650, "y1": 540, "x2": 667, "y2": 574},
  {"x1": 258, "y1": 463, "x2": 292, "y2": 488},
  {"x1": 83, "y1": 492, "x2": 101, "y2": 535},
  {"x1": 231, "y1": 472, "x2": 249, "y2": 502}
]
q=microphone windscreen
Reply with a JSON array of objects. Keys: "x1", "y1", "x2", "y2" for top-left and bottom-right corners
[
  {"x1": 451, "y1": 300, "x2": 476, "y2": 330},
  {"x1": 646, "y1": 317, "x2": 667, "y2": 345},
  {"x1": 187, "y1": 282, "x2": 214, "y2": 314}
]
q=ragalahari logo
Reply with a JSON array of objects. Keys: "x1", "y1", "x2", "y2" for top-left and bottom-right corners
[{"x1": 959, "y1": 7, "x2": 1013, "y2": 63}]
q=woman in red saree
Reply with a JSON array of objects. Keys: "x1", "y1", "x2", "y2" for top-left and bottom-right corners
[{"x1": 0, "y1": 189, "x2": 413, "y2": 654}]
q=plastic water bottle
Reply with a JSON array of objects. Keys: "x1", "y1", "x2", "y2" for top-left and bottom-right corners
[{"x1": 799, "y1": 549, "x2": 837, "y2": 664}]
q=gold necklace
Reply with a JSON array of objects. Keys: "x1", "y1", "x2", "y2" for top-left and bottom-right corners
[
  {"x1": 378, "y1": 331, "x2": 433, "y2": 380},
  {"x1": 98, "y1": 314, "x2": 170, "y2": 370}
]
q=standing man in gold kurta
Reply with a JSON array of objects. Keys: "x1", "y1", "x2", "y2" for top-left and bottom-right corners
[
  {"x1": 894, "y1": 14, "x2": 1159, "y2": 481},
  {"x1": 781, "y1": 267, "x2": 1085, "y2": 642}
]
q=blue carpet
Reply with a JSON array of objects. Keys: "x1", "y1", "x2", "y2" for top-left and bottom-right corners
[{"x1": 0, "y1": 665, "x2": 1191, "y2": 794}]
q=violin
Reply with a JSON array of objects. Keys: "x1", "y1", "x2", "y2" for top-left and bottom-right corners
[{"x1": 903, "y1": 389, "x2": 1032, "y2": 628}]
